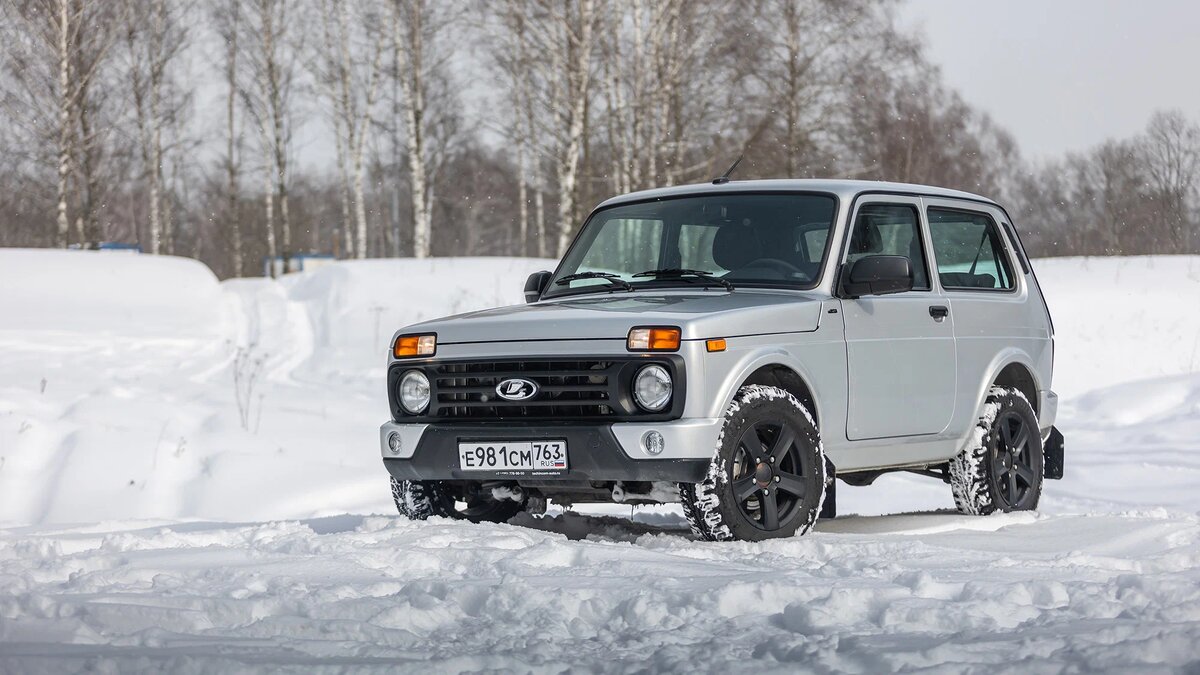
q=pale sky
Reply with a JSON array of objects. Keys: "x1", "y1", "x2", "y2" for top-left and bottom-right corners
[{"x1": 901, "y1": 0, "x2": 1200, "y2": 160}]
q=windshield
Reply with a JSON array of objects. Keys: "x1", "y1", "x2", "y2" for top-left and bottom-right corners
[{"x1": 546, "y1": 193, "x2": 838, "y2": 297}]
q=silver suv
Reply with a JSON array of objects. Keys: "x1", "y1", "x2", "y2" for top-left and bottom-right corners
[{"x1": 381, "y1": 180, "x2": 1064, "y2": 541}]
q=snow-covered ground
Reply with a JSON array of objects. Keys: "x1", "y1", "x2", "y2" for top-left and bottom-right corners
[{"x1": 1, "y1": 250, "x2": 1199, "y2": 672}]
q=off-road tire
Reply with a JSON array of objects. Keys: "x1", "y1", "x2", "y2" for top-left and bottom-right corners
[
  {"x1": 390, "y1": 477, "x2": 525, "y2": 523},
  {"x1": 680, "y1": 385, "x2": 827, "y2": 542},
  {"x1": 949, "y1": 386, "x2": 1044, "y2": 515}
]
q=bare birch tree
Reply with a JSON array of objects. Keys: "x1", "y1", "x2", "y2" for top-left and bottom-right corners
[
  {"x1": 491, "y1": 1, "x2": 550, "y2": 256},
  {"x1": 1, "y1": 0, "x2": 121, "y2": 247},
  {"x1": 599, "y1": 0, "x2": 721, "y2": 192},
  {"x1": 312, "y1": 0, "x2": 386, "y2": 259},
  {"x1": 506, "y1": 0, "x2": 600, "y2": 256},
  {"x1": 392, "y1": 0, "x2": 460, "y2": 258},
  {"x1": 240, "y1": 0, "x2": 296, "y2": 273},
  {"x1": 122, "y1": 0, "x2": 189, "y2": 255},
  {"x1": 212, "y1": 0, "x2": 244, "y2": 275}
]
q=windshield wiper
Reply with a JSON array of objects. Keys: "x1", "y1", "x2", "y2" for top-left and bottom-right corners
[
  {"x1": 632, "y1": 268, "x2": 734, "y2": 291},
  {"x1": 554, "y1": 271, "x2": 633, "y2": 291}
]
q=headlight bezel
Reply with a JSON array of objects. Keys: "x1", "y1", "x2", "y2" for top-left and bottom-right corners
[
  {"x1": 632, "y1": 363, "x2": 673, "y2": 412},
  {"x1": 398, "y1": 369, "x2": 431, "y2": 414}
]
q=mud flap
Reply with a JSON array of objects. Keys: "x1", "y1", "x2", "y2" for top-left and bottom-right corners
[
  {"x1": 820, "y1": 458, "x2": 836, "y2": 519},
  {"x1": 1044, "y1": 426, "x2": 1064, "y2": 480}
]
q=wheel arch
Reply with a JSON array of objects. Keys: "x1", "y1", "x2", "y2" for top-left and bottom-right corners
[
  {"x1": 715, "y1": 351, "x2": 822, "y2": 430},
  {"x1": 978, "y1": 350, "x2": 1041, "y2": 417}
]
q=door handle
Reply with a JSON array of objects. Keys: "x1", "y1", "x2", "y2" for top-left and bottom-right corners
[{"x1": 929, "y1": 305, "x2": 949, "y2": 321}]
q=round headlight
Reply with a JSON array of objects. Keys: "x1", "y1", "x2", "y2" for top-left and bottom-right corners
[
  {"x1": 398, "y1": 370, "x2": 431, "y2": 414},
  {"x1": 633, "y1": 364, "x2": 672, "y2": 412}
]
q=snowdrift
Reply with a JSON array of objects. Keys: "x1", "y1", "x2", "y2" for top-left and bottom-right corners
[
  {"x1": 0, "y1": 250, "x2": 553, "y2": 523},
  {"x1": 1034, "y1": 255, "x2": 1200, "y2": 398}
]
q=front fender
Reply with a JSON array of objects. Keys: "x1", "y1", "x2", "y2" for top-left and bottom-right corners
[{"x1": 696, "y1": 333, "x2": 847, "y2": 432}]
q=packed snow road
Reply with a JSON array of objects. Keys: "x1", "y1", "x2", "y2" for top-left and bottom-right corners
[
  {"x1": 2, "y1": 510, "x2": 1199, "y2": 673},
  {"x1": 2, "y1": 251, "x2": 1200, "y2": 672}
]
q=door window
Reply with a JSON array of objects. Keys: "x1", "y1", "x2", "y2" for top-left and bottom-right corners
[
  {"x1": 846, "y1": 203, "x2": 930, "y2": 290},
  {"x1": 927, "y1": 208, "x2": 1015, "y2": 290}
]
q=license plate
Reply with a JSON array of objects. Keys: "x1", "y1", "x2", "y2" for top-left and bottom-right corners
[{"x1": 457, "y1": 440, "x2": 568, "y2": 472}]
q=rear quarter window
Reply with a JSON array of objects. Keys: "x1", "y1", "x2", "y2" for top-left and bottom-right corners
[{"x1": 927, "y1": 208, "x2": 1015, "y2": 291}]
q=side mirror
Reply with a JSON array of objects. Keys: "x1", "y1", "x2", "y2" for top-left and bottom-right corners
[
  {"x1": 841, "y1": 255, "x2": 913, "y2": 298},
  {"x1": 524, "y1": 270, "x2": 552, "y2": 303}
]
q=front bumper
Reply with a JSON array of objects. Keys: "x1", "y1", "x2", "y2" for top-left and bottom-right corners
[{"x1": 379, "y1": 418, "x2": 721, "y2": 483}]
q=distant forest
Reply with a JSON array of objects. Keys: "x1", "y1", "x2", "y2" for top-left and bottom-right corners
[{"x1": 2, "y1": 0, "x2": 1197, "y2": 278}]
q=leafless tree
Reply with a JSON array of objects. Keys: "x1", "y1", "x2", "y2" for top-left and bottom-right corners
[
  {"x1": 491, "y1": 1, "x2": 550, "y2": 256},
  {"x1": 311, "y1": 0, "x2": 386, "y2": 259},
  {"x1": 1139, "y1": 110, "x2": 1200, "y2": 252},
  {"x1": 240, "y1": 0, "x2": 297, "y2": 274},
  {"x1": 392, "y1": 0, "x2": 461, "y2": 258},
  {"x1": 1, "y1": 0, "x2": 122, "y2": 247},
  {"x1": 212, "y1": 0, "x2": 245, "y2": 275},
  {"x1": 122, "y1": 0, "x2": 189, "y2": 255}
]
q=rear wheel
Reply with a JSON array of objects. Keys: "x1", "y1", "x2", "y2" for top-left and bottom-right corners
[
  {"x1": 680, "y1": 385, "x2": 826, "y2": 542},
  {"x1": 391, "y1": 477, "x2": 525, "y2": 523},
  {"x1": 949, "y1": 387, "x2": 1044, "y2": 515}
]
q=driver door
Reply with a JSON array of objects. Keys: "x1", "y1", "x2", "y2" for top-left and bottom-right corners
[{"x1": 839, "y1": 197, "x2": 957, "y2": 440}]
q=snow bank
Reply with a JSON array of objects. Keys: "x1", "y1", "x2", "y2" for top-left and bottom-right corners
[
  {"x1": 0, "y1": 248, "x2": 227, "y2": 339},
  {"x1": 1032, "y1": 255, "x2": 1200, "y2": 398},
  {"x1": 281, "y1": 257, "x2": 555, "y2": 376},
  {"x1": 0, "y1": 251, "x2": 552, "y2": 524}
]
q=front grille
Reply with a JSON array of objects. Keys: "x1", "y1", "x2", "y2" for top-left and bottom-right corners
[
  {"x1": 434, "y1": 359, "x2": 617, "y2": 419},
  {"x1": 389, "y1": 356, "x2": 684, "y2": 422}
]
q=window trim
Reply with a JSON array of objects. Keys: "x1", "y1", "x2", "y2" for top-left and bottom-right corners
[
  {"x1": 838, "y1": 198, "x2": 933, "y2": 294},
  {"x1": 925, "y1": 204, "x2": 1019, "y2": 295}
]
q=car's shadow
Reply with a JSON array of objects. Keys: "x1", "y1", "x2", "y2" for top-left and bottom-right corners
[{"x1": 506, "y1": 507, "x2": 973, "y2": 542}]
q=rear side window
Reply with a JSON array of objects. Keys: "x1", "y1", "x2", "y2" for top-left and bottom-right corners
[
  {"x1": 846, "y1": 203, "x2": 930, "y2": 290},
  {"x1": 927, "y1": 208, "x2": 1015, "y2": 291}
]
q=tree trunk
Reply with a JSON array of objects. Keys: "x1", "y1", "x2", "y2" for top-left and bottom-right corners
[
  {"x1": 226, "y1": 0, "x2": 242, "y2": 275},
  {"x1": 55, "y1": 0, "x2": 72, "y2": 248},
  {"x1": 263, "y1": 142, "x2": 277, "y2": 275},
  {"x1": 398, "y1": 0, "x2": 431, "y2": 259},
  {"x1": 555, "y1": 0, "x2": 594, "y2": 256}
]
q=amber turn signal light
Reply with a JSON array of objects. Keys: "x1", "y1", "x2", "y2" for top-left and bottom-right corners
[
  {"x1": 393, "y1": 334, "x2": 436, "y2": 358},
  {"x1": 706, "y1": 338, "x2": 727, "y2": 352},
  {"x1": 627, "y1": 327, "x2": 681, "y2": 352}
]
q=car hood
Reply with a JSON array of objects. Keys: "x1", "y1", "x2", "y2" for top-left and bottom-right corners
[{"x1": 403, "y1": 290, "x2": 827, "y2": 344}]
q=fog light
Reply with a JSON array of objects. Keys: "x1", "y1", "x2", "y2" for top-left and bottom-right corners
[
  {"x1": 387, "y1": 431, "x2": 403, "y2": 455},
  {"x1": 642, "y1": 430, "x2": 665, "y2": 456}
]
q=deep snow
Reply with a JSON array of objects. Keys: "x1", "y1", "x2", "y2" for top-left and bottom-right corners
[{"x1": 1, "y1": 249, "x2": 1199, "y2": 672}]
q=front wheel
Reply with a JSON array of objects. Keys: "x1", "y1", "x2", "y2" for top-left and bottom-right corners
[
  {"x1": 949, "y1": 387, "x2": 1044, "y2": 515},
  {"x1": 680, "y1": 385, "x2": 827, "y2": 542},
  {"x1": 391, "y1": 477, "x2": 525, "y2": 523}
]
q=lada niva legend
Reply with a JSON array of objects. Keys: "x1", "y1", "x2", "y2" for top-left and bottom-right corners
[{"x1": 380, "y1": 179, "x2": 1065, "y2": 541}]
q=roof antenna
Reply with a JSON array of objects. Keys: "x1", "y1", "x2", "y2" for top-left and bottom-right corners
[{"x1": 711, "y1": 155, "x2": 743, "y2": 185}]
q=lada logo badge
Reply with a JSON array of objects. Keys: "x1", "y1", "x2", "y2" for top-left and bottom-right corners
[{"x1": 495, "y1": 378, "x2": 539, "y2": 401}]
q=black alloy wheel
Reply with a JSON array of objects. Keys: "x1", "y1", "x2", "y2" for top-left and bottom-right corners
[
  {"x1": 730, "y1": 419, "x2": 811, "y2": 532},
  {"x1": 679, "y1": 385, "x2": 826, "y2": 542},
  {"x1": 989, "y1": 409, "x2": 1039, "y2": 510}
]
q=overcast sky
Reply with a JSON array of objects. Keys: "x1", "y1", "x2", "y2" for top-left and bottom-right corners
[{"x1": 900, "y1": 0, "x2": 1200, "y2": 160}]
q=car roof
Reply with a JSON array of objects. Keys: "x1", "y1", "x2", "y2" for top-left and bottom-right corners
[{"x1": 594, "y1": 179, "x2": 998, "y2": 210}]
